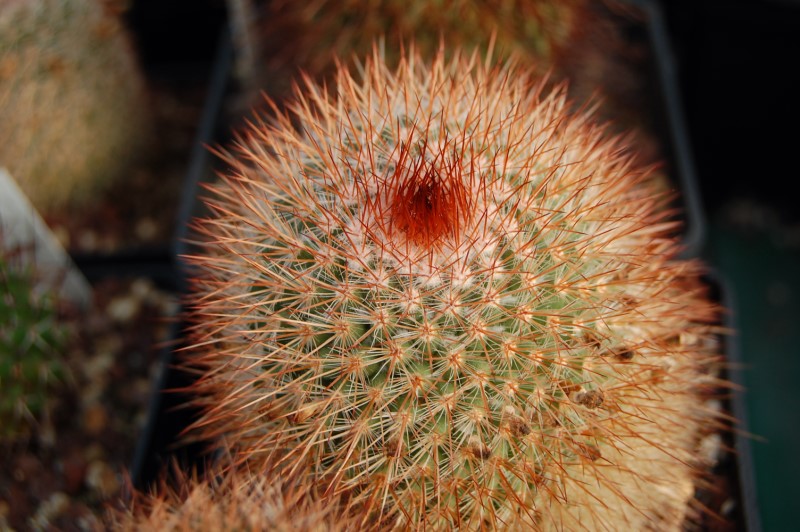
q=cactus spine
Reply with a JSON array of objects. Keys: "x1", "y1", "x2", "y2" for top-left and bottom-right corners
[
  {"x1": 112, "y1": 464, "x2": 359, "y2": 532},
  {"x1": 0, "y1": 0, "x2": 148, "y2": 212},
  {"x1": 185, "y1": 49, "x2": 722, "y2": 530}
]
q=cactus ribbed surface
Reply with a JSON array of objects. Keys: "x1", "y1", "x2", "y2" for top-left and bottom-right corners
[
  {"x1": 0, "y1": 0, "x2": 148, "y2": 211},
  {"x1": 185, "y1": 50, "x2": 722, "y2": 530}
]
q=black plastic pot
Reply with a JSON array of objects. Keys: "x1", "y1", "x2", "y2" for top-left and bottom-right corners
[
  {"x1": 715, "y1": 273, "x2": 762, "y2": 532},
  {"x1": 624, "y1": 3, "x2": 758, "y2": 529},
  {"x1": 129, "y1": 28, "x2": 234, "y2": 489},
  {"x1": 624, "y1": 0, "x2": 706, "y2": 259}
]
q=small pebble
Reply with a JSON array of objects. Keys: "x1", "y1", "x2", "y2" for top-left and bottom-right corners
[
  {"x1": 130, "y1": 278, "x2": 155, "y2": 301},
  {"x1": 85, "y1": 461, "x2": 120, "y2": 497},
  {"x1": 108, "y1": 295, "x2": 139, "y2": 322},
  {"x1": 720, "y1": 498, "x2": 736, "y2": 517},
  {"x1": 29, "y1": 492, "x2": 69, "y2": 529},
  {"x1": 135, "y1": 218, "x2": 159, "y2": 241},
  {"x1": 698, "y1": 433, "x2": 722, "y2": 466}
]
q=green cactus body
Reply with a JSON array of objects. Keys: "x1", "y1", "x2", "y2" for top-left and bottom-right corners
[
  {"x1": 187, "y1": 50, "x2": 721, "y2": 530},
  {"x1": 0, "y1": 0, "x2": 148, "y2": 212},
  {"x1": 0, "y1": 256, "x2": 65, "y2": 441}
]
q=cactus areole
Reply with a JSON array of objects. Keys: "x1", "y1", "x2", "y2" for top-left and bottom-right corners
[{"x1": 187, "y1": 50, "x2": 721, "y2": 530}]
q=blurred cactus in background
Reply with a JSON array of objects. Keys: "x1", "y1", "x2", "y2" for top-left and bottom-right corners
[
  {"x1": 0, "y1": 0, "x2": 149, "y2": 212},
  {"x1": 228, "y1": 0, "x2": 588, "y2": 102},
  {"x1": 111, "y1": 462, "x2": 362, "y2": 531},
  {"x1": 0, "y1": 252, "x2": 66, "y2": 442},
  {"x1": 182, "y1": 49, "x2": 724, "y2": 530},
  {"x1": 228, "y1": 0, "x2": 656, "y2": 168}
]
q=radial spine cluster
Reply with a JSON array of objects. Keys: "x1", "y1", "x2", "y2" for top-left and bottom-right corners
[{"x1": 187, "y1": 49, "x2": 721, "y2": 530}]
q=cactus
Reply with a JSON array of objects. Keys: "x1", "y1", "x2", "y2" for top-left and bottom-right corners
[
  {"x1": 233, "y1": 1, "x2": 656, "y2": 167},
  {"x1": 0, "y1": 253, "x2": 66, "y2": 442},
  {"x1": 184, "y1": 49, "x2": 723, "y2": 530},
  {"x1": 232, "y1": 0, "x2": 587, "y2": 103},
  {"x1": 112, "y1": 463, "x2": 361, "y2": 531},
  {"x1": 0, "y1": 0, "x2": 149, "y2": 212}
]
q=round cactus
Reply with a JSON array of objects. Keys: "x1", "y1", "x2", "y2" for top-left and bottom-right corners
[
  {"x1": 0, "y1": 0, "x2": 149, "y2": 212},
  {"x1": 185, "y1": 49, "x2": 722, "y2": 529}
]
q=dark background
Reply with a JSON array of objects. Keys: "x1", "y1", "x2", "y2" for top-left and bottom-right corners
[
  {"x1": 122, "y1": 1, "x2": 800, "y2": 530},
  {"x1": 662, "y1": 0, "x2": 800, "y2": 224},
  {"x1": 662, "y1": 2, "x2": 800, "y2": 531}
]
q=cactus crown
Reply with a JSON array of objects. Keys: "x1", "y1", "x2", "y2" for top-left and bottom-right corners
[{"x1": 187, "y1": 48, "x2": 721, "y2": 530}]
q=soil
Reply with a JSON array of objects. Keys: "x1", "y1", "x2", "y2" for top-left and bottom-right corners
[{"x1": 0, "y1": 277, "x2": 178, "y2": 530}]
